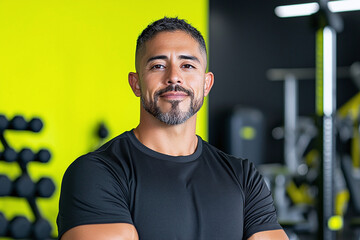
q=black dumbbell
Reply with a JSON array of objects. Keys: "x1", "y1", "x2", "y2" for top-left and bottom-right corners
[
  {"x1": 97, "y1": 122, "x2": 109, "y2": 139},
  {"x1": 0, "y1": 115, "x2": 8, "y2": 131},
  {"x1": 36, "y1": 149, "x2": 51, "y2": 163},
  {"x1": 36, "y1": 177, "x2": 56, "y2": 198},
  {"x1": 0, "y1": 148, "x2": 17, "y2": 162},
  {"x1": 0, "y1": 212, "x2": 8, "y2": 236},
  {"x1": 12, "y1": 175, "x2": 55, "y2": 198},
  {"x1": 1, "y1": 215, "x2": 52, "y2": 239},
  {"x1": 28, "y1": 118, "x2": 43, "y2": 132},
  {"x1": 32, "y1": 218, "x2": 52, "y2": 239},
  {"x1": 18, "y1": 148, "x2": 35, "y2": 164},
  {"x1": 13, "y1": 174, "x2": 35, "y2": 198},
  {"x1": 8, "y1": 115, "x2": 27, "y2": 130},
  {"x1": 8, "y1": 216, "x2": 32, "y2": 239},
  {"x1": 17, "y1": 148, "x2": 51, "y2": 165},
  {"x1": 0, "y1": 175, "x2": 12, "y2": 196},
  {"x1": 7, "y1": 115, "x2": 43, "y2": 132}
]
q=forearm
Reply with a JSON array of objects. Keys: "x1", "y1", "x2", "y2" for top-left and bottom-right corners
[{"x1": 60, "y1": 223, "x2": 139, "y2": 240}]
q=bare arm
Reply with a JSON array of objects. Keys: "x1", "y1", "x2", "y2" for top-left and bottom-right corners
[
  {"x1": 60, "y1": 223, "x2": 139, "y2": 240},
  {"x1": 248, "y1": 229, "x2": 289, "y2": 240}
]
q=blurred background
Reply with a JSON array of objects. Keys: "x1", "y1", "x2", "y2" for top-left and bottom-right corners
[{"x1": 0, "y1": 0, "x2": 359, "y2": 239}]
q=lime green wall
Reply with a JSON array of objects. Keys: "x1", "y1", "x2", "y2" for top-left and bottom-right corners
[{"x1": 0, "y1": 0, "x2": 208, "y2": 237}]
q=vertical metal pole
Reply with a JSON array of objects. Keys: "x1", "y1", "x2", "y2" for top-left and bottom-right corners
[
  {"x1": 323, "y1": 25, "x2": 337, "y2": 240},
  {"x1": 284, "y1": 74, "x2": 298, "y2": 174},
  {"x1": 316, "y1": 25, "x2": 337, "y2": 240}
]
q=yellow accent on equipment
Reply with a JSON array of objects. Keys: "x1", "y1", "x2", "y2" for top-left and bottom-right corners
[
  {"x1": 240, "y1": 126, "x2": 256, "y2": 140},
  {"x1": 335, "y1": 190, "x2": 350, "y2": 216},
  {"x1": 327, "y1": 215, "x2": 343, "y2": 231},
  {"x1": 316, "y1": 29, "x2": 324, "y2": 116}
]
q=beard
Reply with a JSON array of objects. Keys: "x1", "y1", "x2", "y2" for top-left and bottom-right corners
[{"x1": 141, "y1": 85, "x2": 204, "y2": 125}]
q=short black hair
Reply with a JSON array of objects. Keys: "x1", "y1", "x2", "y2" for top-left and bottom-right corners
[{"x1": 135, "y1": 17, "x2": 206, "y2": 70}]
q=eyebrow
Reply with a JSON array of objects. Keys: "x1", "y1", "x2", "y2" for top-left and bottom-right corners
[
  {"x1": 179, "y1": 55, "x2": 200, "y2": 63},
  {"x1": 146, "y1": 55, "x2": 201, "y2": 64}
]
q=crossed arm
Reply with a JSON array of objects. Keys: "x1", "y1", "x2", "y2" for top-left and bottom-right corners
[{"x1": 61, "y1": 223, "x2": 288, "y2": 240}]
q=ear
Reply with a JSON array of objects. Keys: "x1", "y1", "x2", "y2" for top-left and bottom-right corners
[
  {"x1": 128, "y1": 72, "x2": 141, "y2": 97},
  {"x1": 204, "y1": 72, "x2": 214, "y2": 97}
]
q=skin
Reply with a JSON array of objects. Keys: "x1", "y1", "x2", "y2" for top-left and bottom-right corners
[{"x1": 61, "y1": 30, "x2": 288, "y2": 240}]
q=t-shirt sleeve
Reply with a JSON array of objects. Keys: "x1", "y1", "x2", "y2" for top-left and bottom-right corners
[
  {"x1": 242, "y1": 160, "x2": 283, "y2": 239},
  {"x1": 57, "y1": 154, "x2": 133, "y2": 239}
]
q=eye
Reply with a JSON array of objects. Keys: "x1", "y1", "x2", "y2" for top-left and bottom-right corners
[
  {"x1": 182, "y1": 64, "x2": 195, "y2": 69},
  {"x1": 151, "y1": 64, "x2": 165, "y2": 69}
]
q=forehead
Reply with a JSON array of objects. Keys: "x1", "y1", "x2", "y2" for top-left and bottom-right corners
[{"x1": 140, "y1": 31, "x2": 206, "y2": 63}]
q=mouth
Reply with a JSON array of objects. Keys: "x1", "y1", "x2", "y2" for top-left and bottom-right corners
[{"x1": 160, "y1": 91, "x2": 189, "y2": 100}]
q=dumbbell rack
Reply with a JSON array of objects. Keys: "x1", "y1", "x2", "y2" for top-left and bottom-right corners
[{"x1": 0, "y1": 114, "x2": 55, "y2": 239}]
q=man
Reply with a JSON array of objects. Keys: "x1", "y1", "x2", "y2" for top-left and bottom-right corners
[{"x1": 57, "y1": 17, "x2": 288, "y2": 240}]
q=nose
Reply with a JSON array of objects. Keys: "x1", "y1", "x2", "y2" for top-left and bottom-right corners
[{"x1": 166, "y1": 65, "x2": 183, "y2": 85}]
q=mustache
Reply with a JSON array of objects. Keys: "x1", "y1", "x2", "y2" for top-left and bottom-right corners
[{"x1": 155, "y1": 85, "x2": 193, "y2": 98}]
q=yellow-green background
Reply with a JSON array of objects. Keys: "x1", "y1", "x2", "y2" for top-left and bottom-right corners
[{"x1": 0, "y1": 0, "x2": 208, "y2": 237}]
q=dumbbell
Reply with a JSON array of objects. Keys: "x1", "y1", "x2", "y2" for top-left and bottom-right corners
[
  {"x1": 36, "y1": 149, "x2": 51, "y2": 163},
  {"x1": 4, "y1": 216, "x2": 52, "y2": 239},
  {"x1": 11, "y1": 175, "x2": 55, "y2": 198},
  {"x1": 32, "y1": 218, "x2": 52, "y2": 239},
  {"x1": 17, "y1": 148, "x2": 51, "y2": 165},
  {"x1": 0, "y1": 115, "x2": 8, "y2": 131},
  {"x1": 0, "y1": 174, "x2": 34, "y2": 198},
  {"x1": 0, "y1": 212, "x2": 8, "y2": 236},
  {"x1": 13, "y1": 174, "x2": 35, "y2": 198},
  {"x1": 8, "y1": 115, "x2": 27, "y2": 130},
  {"x1": 0, "y1": 148, "x2": 17, "y2": 162},
  {"x1": 8, "y1": 216, "x2": 32, "y2": 239},
  {"x1": 7, "y1": 115, "x2": 43, "y2": 132},
  {"x1": 14, "y1": 175, "x2": 55, "y2": 198},
  {"x1": 97, "y1": 122, "x2": 109, "y2": 139},
  {"x1": 0, "y1": 175, "x2": 12, "y2": 196},
  {"x1": 36, "y1": 177, "x2": 56, "y2": 198}
]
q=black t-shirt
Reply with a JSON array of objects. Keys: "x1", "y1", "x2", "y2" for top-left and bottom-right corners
[{"x1": 57, "y1": 130, "x2": 282, "y2": 239}]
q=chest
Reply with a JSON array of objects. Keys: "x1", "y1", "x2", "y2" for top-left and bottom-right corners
[{"x1": 129, "y1": 158, "x2": 245, "y2": 240}]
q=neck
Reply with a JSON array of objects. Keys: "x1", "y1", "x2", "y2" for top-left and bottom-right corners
[{"x1": 133, "y1": 109, "x2": 198, "y2": 156}]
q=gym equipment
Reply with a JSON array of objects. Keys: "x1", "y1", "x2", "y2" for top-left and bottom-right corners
[
  {"x1": 2, "y1": 115, "x2": 43, "y2": 132},
  {"x1": 0, "y1": 115, "x2": 8, "y2": 130},
  {"x1": 17, "y1": 148, "x2": 51, "y2": 165},
  {"x1": 0, "y1": 214, "x2": 52, "y2": 239},
  {"x1": 0, "y1": 175, "x2": 12, "y2": 196},
  {"x1": 0, "y1": 212, "x2": 7, "y2": 236},
  {"x1": 32, "y1": 218, "x2": 52, "y2": 239},
  {"x1": 36, "y1": 149, "x2": 51, "y2": 163},
  {"x1": 13, "y1": 174, "x2": 35, "y2": 198},
  {"x1": 8, "y1": 115, "x2": 27, "y2": 130},
  {"x1": 8, "y1": 216, "x2": 32, "y2": 239},
  {"x1": 97, "y1": 122, "x2": 109, "y2": 139},
  {"x1": 0, "y1": 148, "x2": 17, "y2": 162},
  {"x1": 267, "y1": 62, "x2": 360, "y2": 174},
  {"x1": 0, "y1": 114, "x2": 54, "y2": 239},
  {"x1": 91, "y1": 122, "x2": 110, "y2": 151},
  {"x1": 36, "y1": 177, "x2": 56, "y2": 198},
  {"x1": 1, "y1": 148, "x2": 51, "y2": 165},
  {"x1": 28, "y1": 118, "x2": 43, "y2": 132},
  {"x1": 225, "y1": 107, "x2": 265, "y2": 165},
  {"x1": 269, "y1": 0, "x2": 352, "y2": 238},
  {"x1": 0, "y1": 174, "x2": 55, "y2": 198}
]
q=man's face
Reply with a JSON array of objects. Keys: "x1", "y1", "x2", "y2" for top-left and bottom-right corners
[{"x1": 132, "y1": 31, "x2": 213, "y2": 125}]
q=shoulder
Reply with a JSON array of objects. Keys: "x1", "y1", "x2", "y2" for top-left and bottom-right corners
[
  {"x1": 65, "y1": 131, "x2": 134, "y2": 178},
  {"x1": 201, "y1": 139, "x2": 255, "y2": 176},
  {"x1": 58, "y1": 132, "x2": 136, "y2": 238}
]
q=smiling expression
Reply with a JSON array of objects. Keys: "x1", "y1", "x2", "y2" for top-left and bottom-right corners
[{"x1": 130, "y1": 30, "x2": 213, "y2": 125}]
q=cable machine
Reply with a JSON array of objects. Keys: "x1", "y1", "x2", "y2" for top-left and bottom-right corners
[{"x1": 271, "y1": 0, "x2": 344, "y2": 239}]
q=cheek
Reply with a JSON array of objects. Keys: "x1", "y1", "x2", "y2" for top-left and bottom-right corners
[
  {"x1": 189, "y1": 79, "x2": 206, "y2": 95},
  {"x1": 140, "y1": 82, "x2": 159, "y2": 100}
]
